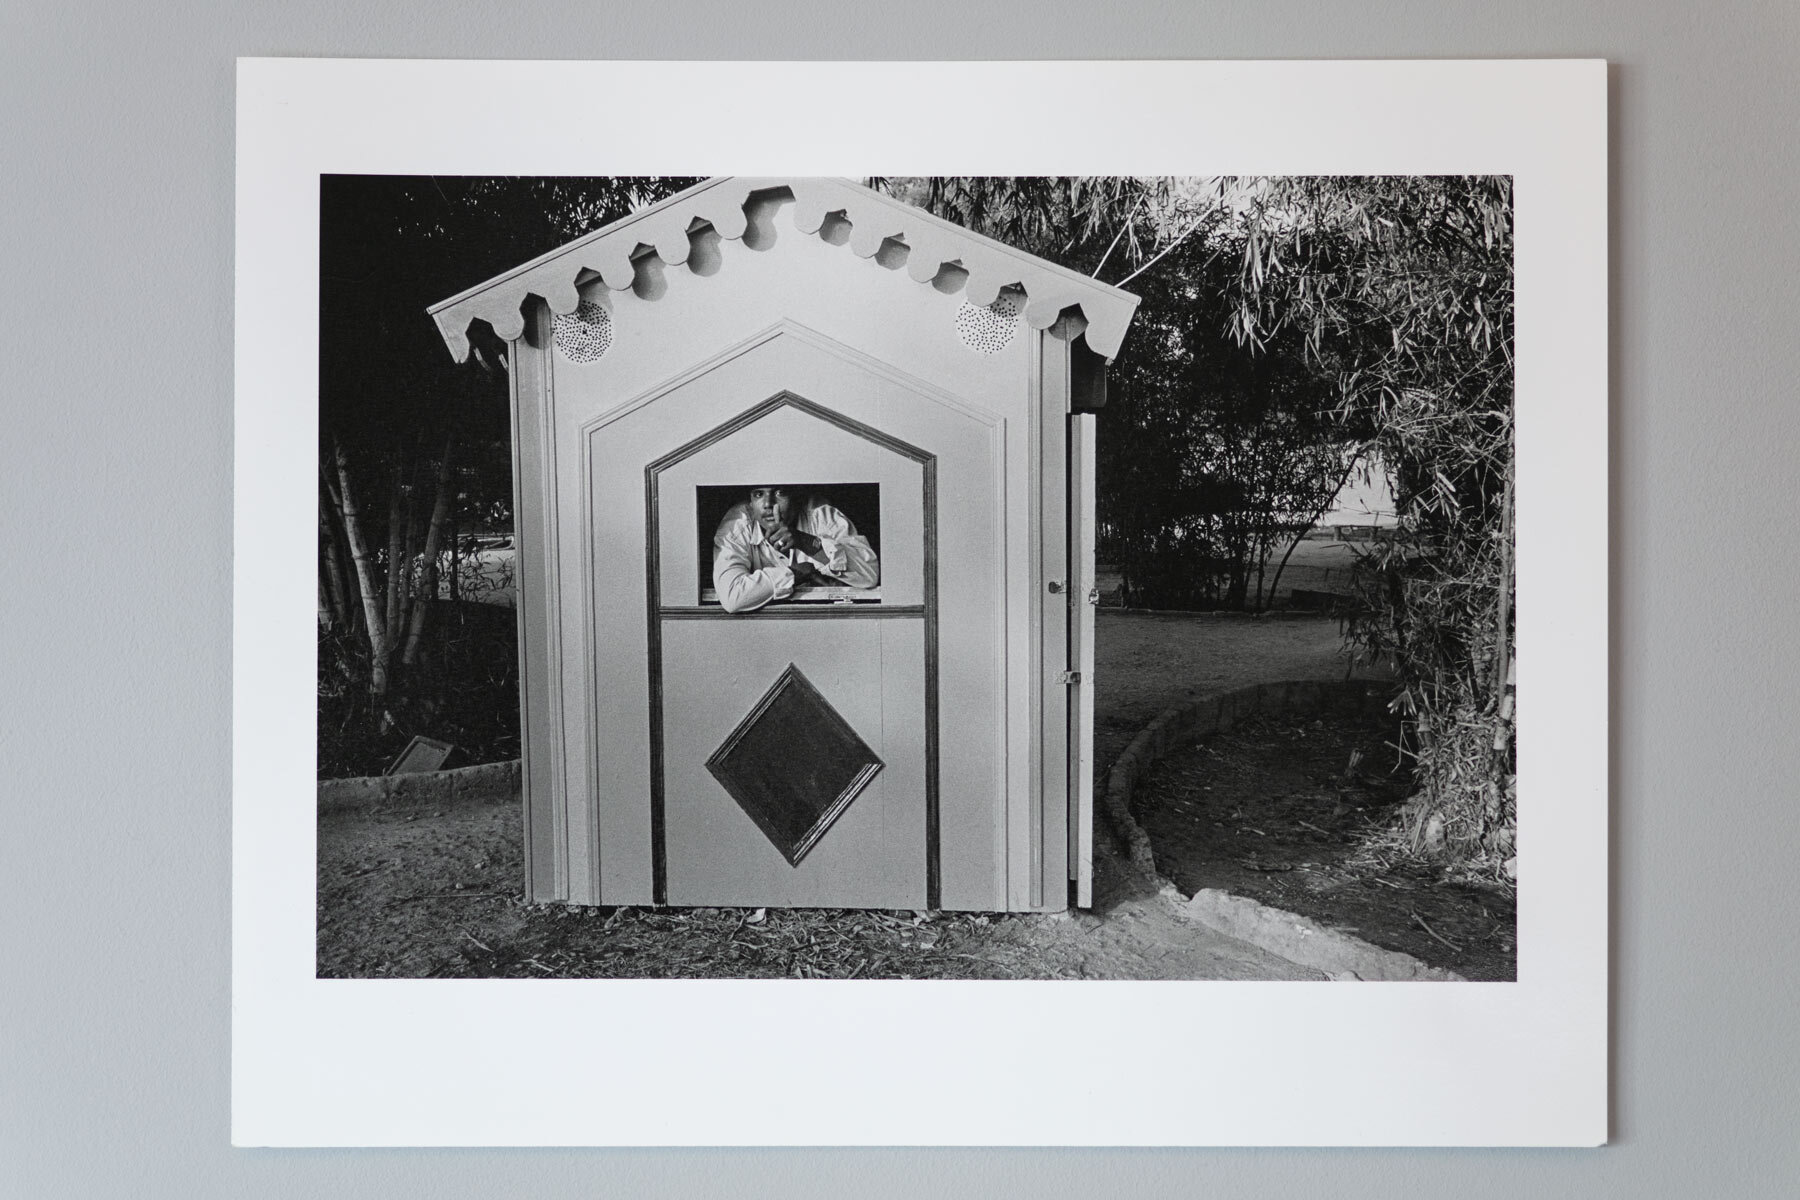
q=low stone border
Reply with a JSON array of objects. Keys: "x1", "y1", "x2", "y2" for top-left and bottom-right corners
[
  {"x1": 1100, "y1": 678, "x2": 1464, "y2": 982},
  {"x1": 317, "y1": 758, "x2": 521, "y2": 814},
  {"x1": 1181, "y1": 888, "x2": 1459, "y2": 981}
]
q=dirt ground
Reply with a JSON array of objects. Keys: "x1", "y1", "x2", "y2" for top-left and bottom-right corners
[
  {"x1": 1092, "y1": 610, "x2": 1384, "y2": 771},
  {"x1": 315, "y1": 795, "x2": 1314, "y2": 980},
  {"x1": 1134, "y1": 704, "x2": 1517, "y2": 980},
  {"x1": 318, "y1": 612, "x2": 1397, "y2": 981}
]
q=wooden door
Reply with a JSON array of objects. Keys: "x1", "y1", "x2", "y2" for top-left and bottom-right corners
[
  {"x1": 582, "y1": 325, "x2": 1009, "y2": 910},
  {"x1": 1067, "y1": 413, "x2": 1098, "y2": 908},
  {"x1": 650, "y1": 395, "x2": 934, "y2": 909}
]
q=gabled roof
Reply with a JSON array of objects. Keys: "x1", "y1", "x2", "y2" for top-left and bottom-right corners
[{"x1": 427, "y1": 176, "x2": 1141, "y2": 363}]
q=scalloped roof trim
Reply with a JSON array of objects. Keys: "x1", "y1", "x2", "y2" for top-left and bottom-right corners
[{"x1": 427, "y1": 177, "x2": 1141, "y2": 363}]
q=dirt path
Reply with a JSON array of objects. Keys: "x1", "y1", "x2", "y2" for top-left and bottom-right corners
[
  {"x1": 319, "y1": 612, "x2": 1374, "y2": 981},
  {"x1": 1134, "y1": 705, "x2": 1516, "y2": 980},
  {"x1": 1094, "y1": 611, "x2": 1384, "y2": 772}
]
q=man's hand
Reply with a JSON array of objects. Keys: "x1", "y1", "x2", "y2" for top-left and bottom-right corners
[
  {"x1": 762, "y1": 519, "x2": 794, "y2": 553},
  {"x1": 763, "y1": 520, "x2": 825, "y2": 581}
]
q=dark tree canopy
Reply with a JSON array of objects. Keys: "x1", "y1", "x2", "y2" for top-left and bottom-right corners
[
  {"x1": 316, "y1": 176, "x2": 701, "y2": 772},
  {"x1": 886, "y1": 177, "x2": 1347, "y2": 610},
  {"x1": 320, "y1": 175, "x2": 704, "y2": 476}
]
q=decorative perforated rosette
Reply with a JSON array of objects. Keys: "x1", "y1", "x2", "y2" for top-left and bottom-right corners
[
  {"x1": 551, "y1": 300, "x2": 613, "y2": 363},
  {"x1": 955, "y1": 293, "x2": 1022, "y2": 354}
]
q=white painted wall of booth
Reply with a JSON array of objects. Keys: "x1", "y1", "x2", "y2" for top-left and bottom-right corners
[{"x1": 528, "y1": 193, "x2": 1068, "y2": 909}]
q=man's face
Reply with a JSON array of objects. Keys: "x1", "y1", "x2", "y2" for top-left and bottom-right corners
[{"x1": 748, "y1": 486, "x2": 793, "y2": 528}]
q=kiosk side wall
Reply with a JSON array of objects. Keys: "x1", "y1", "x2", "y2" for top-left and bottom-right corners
[{"x1": 512, "y1": 304, "x2": 566, "y2": 902}]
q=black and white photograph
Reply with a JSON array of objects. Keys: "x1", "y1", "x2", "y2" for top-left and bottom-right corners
[{"x1": 316, "y1": 172, "x2": 1518, "y2": 982}]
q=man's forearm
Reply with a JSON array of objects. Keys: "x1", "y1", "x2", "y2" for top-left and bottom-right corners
[{"x1": 716, "y1": 564, "x2": 794, "y2": 613}]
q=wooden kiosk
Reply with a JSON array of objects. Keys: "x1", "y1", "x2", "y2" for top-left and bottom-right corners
[{"x1": 430, "y1": 178, "x2": 1139, "y2": 912}]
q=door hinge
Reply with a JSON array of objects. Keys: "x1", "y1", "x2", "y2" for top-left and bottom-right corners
[
  {"x1": 1056, "y1": 670, "x2": 1082, "y2": 685},
  {"x1": 1085, "y1": 584, "x2": 1099, "y2": 605}
]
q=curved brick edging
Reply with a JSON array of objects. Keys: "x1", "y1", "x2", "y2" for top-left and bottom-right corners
[
  {"x1": 1180, "y1": 887, "x2": 1460, "y2": 982},
  {"x1": 1100, "y1": 679, "x2": 1464, "y2": 982},
  {"x1": 1103, "y1": 681, "x2": 1370, "y2": 875},
  {"x1": 317, "y1": 758, "x2": 521, "y2": 813}
]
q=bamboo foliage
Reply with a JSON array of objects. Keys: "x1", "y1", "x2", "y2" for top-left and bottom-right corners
[{"x1": 1226, "y1": 176, "x2": 1517, "y2": 866}]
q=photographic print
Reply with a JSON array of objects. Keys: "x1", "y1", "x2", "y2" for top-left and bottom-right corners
[
  {"x1": 317, "y1": 173, "x2": 1515, "y2": 982},
  {"x1": 239, "y1": 59, "x2": 1605, "y2": 1146}
]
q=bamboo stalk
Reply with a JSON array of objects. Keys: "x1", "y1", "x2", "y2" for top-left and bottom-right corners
[
  {"x1": 332, "y1": 438, "x2": 392, "y2": 695},
  {"x1": 402, "y1": 431, "x2": 456, "y2": 666},
  {"x1": 1492, "y1": 459, "x2": 1515, "y2": 712},
  {"x1": 318, "y1": 505, "x2": 353, "y2": 631},
  {"x1": 1263, "y1": 448, "x2": 1366, "y2": 610},
  {"x1": 383, "y1": 462, "x2": 405, "y2": 643},
  {"x1": 397, "y1": 460, "x2": 424, "y2": 643}
]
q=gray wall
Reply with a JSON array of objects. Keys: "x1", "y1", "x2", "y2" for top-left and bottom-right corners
[{"x1": 5, "y1": 2, "x2": 1796, "y2": 1195}]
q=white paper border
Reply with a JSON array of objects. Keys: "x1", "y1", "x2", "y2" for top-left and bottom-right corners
[{"x1": 234, "y1": 59, "x2": 1607, "y2": 1147}]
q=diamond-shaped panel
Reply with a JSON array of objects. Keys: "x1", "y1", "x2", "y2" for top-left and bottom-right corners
[{"x1": 705, "y1": 664, "x2": 884, "y2": 867}]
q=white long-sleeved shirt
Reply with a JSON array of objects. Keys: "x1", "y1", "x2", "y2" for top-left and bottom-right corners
[{"x1": 711, "y1": 499, "x2": 880, "y2": 613}]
